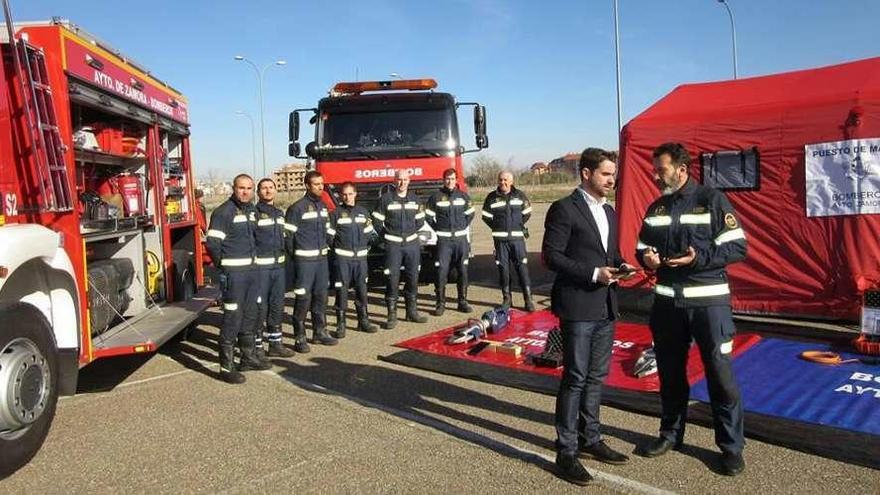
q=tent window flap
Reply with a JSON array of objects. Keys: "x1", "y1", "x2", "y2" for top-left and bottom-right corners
[{"x1": 700, "y1": 147, "x2": 760, "y2": 190}]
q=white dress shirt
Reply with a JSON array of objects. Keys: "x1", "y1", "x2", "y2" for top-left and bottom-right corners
[{"x1": 576, "y1": 186, "x2": 610, "y2": 283}]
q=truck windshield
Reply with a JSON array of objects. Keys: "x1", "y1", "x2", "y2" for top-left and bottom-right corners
[{"x1": 318, "y1": 108, "x2": 457, "y2": 158}]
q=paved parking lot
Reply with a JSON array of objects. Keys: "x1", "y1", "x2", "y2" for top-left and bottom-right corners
[{"x1": 2, "y1": 203, "x2": 876, "y2": 493}]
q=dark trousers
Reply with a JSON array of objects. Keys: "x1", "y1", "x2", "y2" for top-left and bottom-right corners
[
  {"x1": 292, "y1": 258, "x2": 329, "y2": 334},
  {"x1": 219, "y1": 268, "x2": 260, "y2": 345},
  {"x1": 384, "y1": 241, "x2": 420, "y2": 303},
  {"x1": 435, "y1": 238, "x2": 469, "y2": 299},
  {"x1": 649, "y1": 300, "x2": 744, "y2": 454},
  {"x1": 258, "y1": 265, "x2": 285, "y2": 343},
  {"x1": 493, "y1": 238, "x2": 530, "y2": 290},
  {"x1": 554, "y1": 319, "x2": 614, "y2": 456},
  {"x1": 335, "y1": 257, "x2": 369, "y2": 317}
]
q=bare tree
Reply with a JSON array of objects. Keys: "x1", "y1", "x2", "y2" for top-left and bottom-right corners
[{"x1": 466, "y1": 155, "x2": 503, "y2": 187}]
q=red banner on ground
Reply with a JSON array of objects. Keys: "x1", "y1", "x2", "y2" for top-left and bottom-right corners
[{"x1": 394, "y1": 309, "x2": 761, "y2": 393}]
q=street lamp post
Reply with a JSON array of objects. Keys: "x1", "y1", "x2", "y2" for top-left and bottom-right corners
[
  {"x1": 234, "y1": 111, "x2": 257, "y2": 179},
  {"x1": 233, "y1": 55, "x2": 287, "y2": 178},
  {"x1": 717, "y1": 0, "x2": 738, "y2": 79},
  {"x1": 613, "y1": 0, "x2": 622, "y2": 133}
]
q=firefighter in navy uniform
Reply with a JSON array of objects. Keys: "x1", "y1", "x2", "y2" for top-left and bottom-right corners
[
  {"x1": 254, "y1": 178, "x2": 295, "y2": 358},
  {"x1": 482, "y1": 171, "x2": 535, "y2": 311},
  {"x1": 329, "y1": 182, "x2": 379, "y2": 337},
  {"x1": 205, "y1": 174, "x2": 271, "y2": 384},
  {"x1": 635, "y1": 142, "x2": 748, "y2": 477},
  {"x1": 285, "y1": 171, "x2": 338, "y2": 351},
  {"x1": 373, "y1": 169, "x2": 428, "y2": 329},
  {"x1": 425, "y1": 168, "x2": 475, "y2": 316}
]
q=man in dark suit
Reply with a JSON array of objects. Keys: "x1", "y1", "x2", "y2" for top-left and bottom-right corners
[{"x1": 542, "y1": 148, "x2": 636, "y2": 485}]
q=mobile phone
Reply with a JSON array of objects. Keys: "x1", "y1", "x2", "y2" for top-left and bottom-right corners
[
  {"x1": 617, "y1": 264, "x2": 639, "y2": 274},
  {"x1": 662, "y1": 251, "x2": 689, "y2": 262}
]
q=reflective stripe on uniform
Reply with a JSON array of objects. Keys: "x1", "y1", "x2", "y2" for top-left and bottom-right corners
[
  {"x1": 435, "y1": 201, "x2": 451, "y2": 207},
  {"x1": 336, "y1": 248, "x2": 369, "y2": 257},
  {"x1": 521, "y1": 207, "x2": 533, "y2": 215},
  {"x1": 415, "y1": 212, "x2": 425, "y2": 220},
  {"x1": 510, "y1": 198, "x2": 524, "y2": 206},
  {"x1": 295, "y1": 248, "x2": 328, "y2": 257},
  {"x1": 437, "y1": 229, "x2": 469, "y2": 238},
  {"x1": 387, "y1": 204, "x2": 403, "y2": 211},
  {"x1": 301, "y1": 211, "x2": 319, "y2": 219},
  {"x1": 715, "y1": 228, "x2": 746, "y2": 246},
  {"x1": 404, "y1": 202, "x2": 419, "y2": 210},
  {"x1": 655, "y1": 283, "x2": 730, "y2": 298},
  {"x1": 364, "y1": 225, "x2": 375, "y2": 233},
  {"x1": 293, "y1": 288, "x2": 307, "y2": 295},
  {"x1": 221, "y1": 257, "x2": 253, "y2": 266},
  {"x1": 223, "y1": 302, "x2": 239, "y2": 311},
  {"x1": 373, "y1": 211, "x2": 387, "y2": 220},
  {"x1": 654, "y1": 284, "x2": 675, "y2": 297},
  {"x1": 644, "y1": 216, "x2": 672, "y2": 227},
  {"x1": 207, "y1": 229, "x2": 226, "y2": 239},
  {"x1": 255, "y1": 257, "x2": 277, "y2": 265},
  {"x1": 425, "y1": 209, "x2": 437, "y2": 217},
  {"x1": 636, "y1": 239, "x2": 654, "y2": 251},
  {"x1": 385, "y1": 233, "x2": 419, "y2": 243},
  {"x1": 464, "y1": 208, "x2": 475, "y2": 216},
  {"x1": 489, "y1": 201, "x2": 506, "y2": 209},
  {"x1": 482, "y1": 211, "x2": 494, "y2": 219},
  {"x1": 355, "y1": 216, "x2": 367, "y2": 223},
  {"x1": 257, "y1": 218, "x2": 275, "y2": 226},
  {"x1": 337, "y1": 217, "x2": 353, "y2": 224},
  {"x1": 452, "y1": 198, "x2": 467, "y2": 206},
  {"x1": 326, "y1": 227, "x2": 337, "y2": 236},
  {"x1": 284, "y1": 223, "x2": 298, "y2": 232},
  {"x1": 233, "y1": 214, "x2": 248, "y2": 223},
  {"x1": 679, "y1": 213, "x2": 712, "y2": 225}
]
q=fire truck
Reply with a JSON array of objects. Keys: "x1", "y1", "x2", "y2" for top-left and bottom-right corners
[
  {"x1": 0, "y1": 7, "x2": 213, "y2": 477},
  {"x1": 287, "y1": 78, "x2": 488, "y2": 278}
]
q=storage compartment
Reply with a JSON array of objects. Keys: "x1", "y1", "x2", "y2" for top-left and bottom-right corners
[{"x1": 85, "y1": 231, "x2": 151, "y2": 336}]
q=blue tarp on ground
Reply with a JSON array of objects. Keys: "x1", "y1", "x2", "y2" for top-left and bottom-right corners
[{"x1": 691, "y1": 338, "x2": 880, "y2": 436}]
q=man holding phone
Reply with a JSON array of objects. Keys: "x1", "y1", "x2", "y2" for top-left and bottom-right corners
[
  {"x1": 635, "y1": 142, "x2": 748, "y2": 476},
  {"x1": 542, "y1": 148, "x2": 635, "y2": 485}
]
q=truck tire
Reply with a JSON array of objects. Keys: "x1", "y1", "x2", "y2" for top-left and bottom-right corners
[
  {"x1": 0, "y1": 303, "x2": 59, "y2": 479},
  {"x1": 171, "y1": 250, "x2": 195, "y2": 303}
]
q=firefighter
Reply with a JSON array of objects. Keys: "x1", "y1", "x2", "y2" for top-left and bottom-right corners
[
  {"x1": 329, "y1": 182, "x2": 379, "y2": 337},
  {"x1": 373, "y1": 169, "x2": 428, "y2": 329},
  {"x1": 285, "y1": 171, "x2": 338, "y2": 350},
  {"x1": 635, "y1": 142, "x2": 748, "y2": 476},
  {"x1": 481, "y1": 171, "x2": 535, "y2": 311},
  {"x1": 425, "y1": 168, "x2": 475, "y2": 316},
  {"x1": 205, "y1": 174, "x2": 271, "y2": 384},
  {"x1": 254, "y1": 178, "x2": 296, "y2": 358}
]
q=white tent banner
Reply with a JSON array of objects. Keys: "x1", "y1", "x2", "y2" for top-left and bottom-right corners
[{"x1": 805, "y1": 137, "x2": 880, "y2": 217}]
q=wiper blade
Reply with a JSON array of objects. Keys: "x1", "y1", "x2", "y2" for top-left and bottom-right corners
[{"x1": 404, "y1": 146, "x2": 442, "y2": 158}]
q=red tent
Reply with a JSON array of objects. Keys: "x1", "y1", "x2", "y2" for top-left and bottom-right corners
[{"x1": 617, "y1": 57, "x2": 880, "y2": 320}]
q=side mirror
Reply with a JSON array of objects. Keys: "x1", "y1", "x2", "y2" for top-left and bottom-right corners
[
  {"x1": 305, "y1": 141, "x2": 317, "y2": 159},
  {"x1": 288, "y1": 112, "x2": 300, "y2": 157},
  {"x1": 474, "y1": 105, "x2": 488, "y2": 149},
  {"x1": 289, "y1": 142, "x2": 301, "y2": 157}
]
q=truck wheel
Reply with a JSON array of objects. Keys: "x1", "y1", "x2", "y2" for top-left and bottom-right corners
[
  {"x1": 171, "y1": 250, "x2": 195, "y2": 303},
  {"x1": 0, "y1": 303, "x2": 59, "y2": 479}
]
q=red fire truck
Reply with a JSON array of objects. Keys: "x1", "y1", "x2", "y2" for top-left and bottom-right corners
[
  {"x1": 0, "y1": 8, "x2": 213, "y2": 476},
  {"x1": 287, "y1": 79, "x2": 488, "y2": 277}
]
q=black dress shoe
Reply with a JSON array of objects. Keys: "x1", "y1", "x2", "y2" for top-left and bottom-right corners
[
  {"x1": 638, "y1": 437, "x2": 681, "y2": 458},
  {"x1": 555, "y1": 454, "x2": 593, "y2": 486},
  {"x1": 579, "y1": 440, "x2": 629, "y2": 465},
  {"x1": 719, "y1": 451, "x2": 745, "y2": 476}
]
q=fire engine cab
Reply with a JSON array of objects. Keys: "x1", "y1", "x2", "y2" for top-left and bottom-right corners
[
  {"x1": 287, "y1": 78, "x2": 488, "y2": 276},
  {"x1": 0, "y1": 11, "x2": 213, "y2": 477}
]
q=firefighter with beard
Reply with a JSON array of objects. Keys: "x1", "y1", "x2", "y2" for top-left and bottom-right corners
[
  {"x1": 635, "y1": 142, "x2": 748, "y2": 477},
  {"x1": 253, "y1": 178, "x2": 296, "y2": 358},
  {"x1": 285, "y1": 171, "x2": 337, "y2": 351}
]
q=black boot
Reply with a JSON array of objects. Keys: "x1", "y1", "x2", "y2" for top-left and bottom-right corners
[
  {"x1": 433, "y1": 286, "x2": 446, "y2": 316},
  {"x1": 457, "y1": 285, "x2": 472, "y2": 313},
  {"x1": 218, "y1": 343, "x2": 245, "y2": 384},
  {"x1": 501, "y1": 286, "x2": 512, "y2": 308},
  {"x1": 253, "y1": 336, "x2": 271, "y2": 366},
  {"x1": 333, "y1": 309, "x2": 347, "y2": 339},
  {"x1": 312, "y1": 327, "x2": 339, "y2": 346},
  {"x1": 406, "y1": 297, "x2": 428, "y2": 323},
  {"x1": 265, "y1": 325, "x2": 295, "y2": 357},
  {"x1": 238, "y1": 334, "x2": 272, "y2": 371},
  {"x1": 356, "y1": 303, "x2": 378, "y2": 333},
  {"x1": 292, "y1": 319, "x2": 311, "y2": 354},
  {"x1": 523, "y1": 287, "x2": 536, "y2": 312},
  {"x1": 384, "y1": 300, "x2": 398, "y2": 329}
]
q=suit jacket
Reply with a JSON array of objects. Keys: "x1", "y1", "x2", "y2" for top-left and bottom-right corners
[{"x1": 542, "y1": 189, "x2": 623, "y2": 321}]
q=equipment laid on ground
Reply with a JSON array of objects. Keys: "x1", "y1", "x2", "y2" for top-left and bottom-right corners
[
  {"x1": 446, "y1": 307, "x2": 511, "y2": 345},
  {"x1": 632, "y1": 346, "x2": 658, "y2": 377},
  {"x1": 531, "y1": 326, "x2": 564, "y2": 368}
]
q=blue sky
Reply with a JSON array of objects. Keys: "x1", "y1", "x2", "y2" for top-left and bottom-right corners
[{"x1": 17, "y1": 0, "x2": 880, "y2": 179}]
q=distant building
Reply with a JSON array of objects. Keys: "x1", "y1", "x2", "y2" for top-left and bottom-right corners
[
  {"x1": 530, "y1": 162, "x2": 550, "y2": 175},
  {"x1": 273, "y1": 163, "x2": 308, "y2": 192},
  {"x1": 548, "y1": 153, "x2": 580, "y2": 176}
]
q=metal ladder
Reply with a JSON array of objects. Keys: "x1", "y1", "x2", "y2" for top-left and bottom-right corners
[{"x1": 8, "y1": 30, "x2": 73, "y2": 212}]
